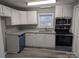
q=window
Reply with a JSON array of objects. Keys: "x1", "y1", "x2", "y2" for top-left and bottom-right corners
[{"x1": 38, "y1": 13, "x2": 54, "y2": 28}]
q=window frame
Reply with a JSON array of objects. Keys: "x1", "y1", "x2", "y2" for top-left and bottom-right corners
[{"x1": 38, "y1": 13, "x2": 55, "y2": 28}]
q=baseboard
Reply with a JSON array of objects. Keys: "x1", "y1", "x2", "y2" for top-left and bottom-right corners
[
  {"x1": 2, "y1": 52, "x2": 7, "y2": 58},
  {"x1": 25, "y1": 46, "x2": 55, "y2": 49},
  {"x1": 4, "y1": 52, "x2": 7, "y2": 56},
  {"x1": 73, "y1": 52, "x2": 78, "y2": 58},
  {"x1": 75, "y1": 53, "x2": 79, "y2": 58}
]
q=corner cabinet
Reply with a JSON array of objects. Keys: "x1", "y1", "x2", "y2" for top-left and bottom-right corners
[
  {"x1": 11, "y1": 9, "x2": 20, "y2": 25},
  {"x1": 55, "y1": 5, "x2": 73, "y2": 18},
  {"x1": 0, "y1": 5, "x2": 12, "y2": 17},
  {"x1": 2, "y1": 5, "x2": 11, "y2": 17},
  {"x1": 27, "y1": 11, "x2": 37, "y2": 24},
  {"x1": 0, "y1": 4, "x2": 37, "y2": 25},
  {"x1": 6, "y1": 10, "x2": 37, "y2": 25},
  {"x1": 6, "y1": 33, "x2": 25, "y2": 53}
]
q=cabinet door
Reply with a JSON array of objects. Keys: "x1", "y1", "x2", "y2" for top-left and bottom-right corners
[
  {"x1": 55, "y1": 5, "x2": 63, "y2": 17},
  {"x1": 19, "y1": 11, "x2": 27, "y2": 24},
  {"x1": 11, "y1": 9, "x2": 20, "y2": 25},
  {"x1": 2, "y1": 5, "x2": 11, "y2": 16},
  {"x1": 42, "y1": 34, "x2": 55, "y2": 48},
  {"x1": 25, "y1": 34, "x2": 37, "y2": 46},
  {"x1": 27, "y1": 11, "x2": 37, "y2": 24},
  {"x1": 25, "y1": 34, "x2": 55, "y2": 48},
  {"x1": 0, "y1": 5, "x2": 3, "y2": 16},
  {"x1": 63, "y1": 5, "x2": 73, "y2": 17}
]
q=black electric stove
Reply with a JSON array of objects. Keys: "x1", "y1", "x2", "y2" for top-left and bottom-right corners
[{"x1": 55, "y1": 18, "x2": 73, "y2": 46}]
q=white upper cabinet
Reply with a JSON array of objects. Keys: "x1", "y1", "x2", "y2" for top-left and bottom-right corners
[
  {"x1": 0, "y1": 4, "x2": 3, "y2": 16},
  {"x1": 19, "y1": 11, "x2": 27, "y2": 25},
  {"x1": 27, "y1": 11, "x2": 37, "y2": 24},
  {"x1": 63, "y1": 5, "x2": 73, "y2": 17},
  {"x1": 11, "y1": 9, "x2": 20, "y2": 25},
  {"x1": 0, "y1": 5, "x2": 38, "y2": 25},
  {"x1": 55, "y1": 5, "x2": 63, "y2": 17},
  {"x1": 6, "y1": 10, "x2": 37, "y2": 25},
  {"x1": 2, "y1": 5, "x2": 11, "y2": 17},
  {"x1": 55, "y1": 5, "x2": 73, "y2": 18}
]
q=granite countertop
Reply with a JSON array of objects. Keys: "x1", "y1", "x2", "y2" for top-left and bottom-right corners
[
  {"x1": 25, "y1": 31, "x2": 55, "y2": 34},
  {"x1": 6, "y1": 31, "x2": 56, "y2": 35},
  {"x1": 6, "y1": 31, "x2": 26, "y2": 35}
]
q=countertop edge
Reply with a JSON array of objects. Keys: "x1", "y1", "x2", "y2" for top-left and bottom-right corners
[{"x1": 6, "y1": 31, "x2": 56, "y2": 35}]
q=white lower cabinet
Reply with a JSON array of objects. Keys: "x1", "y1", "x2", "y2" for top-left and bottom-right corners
[
  {"x1": 6, "y1": 33, "x2": 25, "y2": 53},
  {"x1": 25, "y1": 33, "x2": 55, "y2": 48}
]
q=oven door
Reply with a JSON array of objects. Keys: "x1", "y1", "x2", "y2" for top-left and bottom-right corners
[{"x1": 56, "y1": 34, "x2": 73, "y2": 46}]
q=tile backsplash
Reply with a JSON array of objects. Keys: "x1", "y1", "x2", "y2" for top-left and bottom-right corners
[
  {"x1": 6, "y1": 25, "x2": 19, "y2": 32},
  {"x1": 17, "y1": 25, "x2": 54, "y2": 32}
]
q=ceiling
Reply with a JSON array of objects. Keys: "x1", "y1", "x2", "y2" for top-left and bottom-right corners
[{"x1": 0, "y1": 0, "x2": 76, "y2": 10}]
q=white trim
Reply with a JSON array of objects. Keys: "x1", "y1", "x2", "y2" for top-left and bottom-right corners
[
  {"x1": 38, "y1": 13, "x2": 55, "y2": 28},
  {"x1": 4, "y1": 52, "x2": 7, "y2": 56},
  {"x1": 72, "y1": 4, "x2": 79, "y2": 51},
  {"x1": 72, "y1": 4, "x2": 79, "y2": 58}
]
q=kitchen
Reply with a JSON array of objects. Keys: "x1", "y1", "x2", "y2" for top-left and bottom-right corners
[{"x1": 0, "y1": 0, "x2": 79, "y2": 58}]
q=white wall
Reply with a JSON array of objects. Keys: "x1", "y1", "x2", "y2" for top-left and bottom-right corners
[
  {"x1": 72, "y1": 4, "x2": 79, "y2": 57},
  {"x1": 37, "y1": 7, "x2": 55, "y2": 13},
  {"x1": 0, "y1": 17, "x2": 5, "y2": 58},
  {"x1": 6, "y1": 26, "x2": 19, "y2": 33},
  {"x1": 0, "y1": 17, "x2": 19, "y2": 58},
  {"x1": 1, "y1": 18, "x2": 6, "y2": 52}
]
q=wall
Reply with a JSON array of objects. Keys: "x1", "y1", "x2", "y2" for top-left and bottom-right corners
[
  {"x1": 72, "y1": 2, "x2": 79, "y2": 57},
  {"x1": 0, "y1": 17, "x2": 5, "y2": 58},
  {"x1": 1, "y1": 17, "x2": 6, "y2": 52},
  {"x1": 72, "y1": 0, "x2": 79, "y2": 6},
  {"x1": 6, "y1": 25, "x2": 19, "y2": 32},
  {"x1": 37, "y1": 7, "x2": 55, "y2": 13},
  {"x1": 5, "y1": 17, "x2": 19, "y2": 33},
  {"x1": 1, "y1": 17, "x2": 19, "y2": 55}
]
